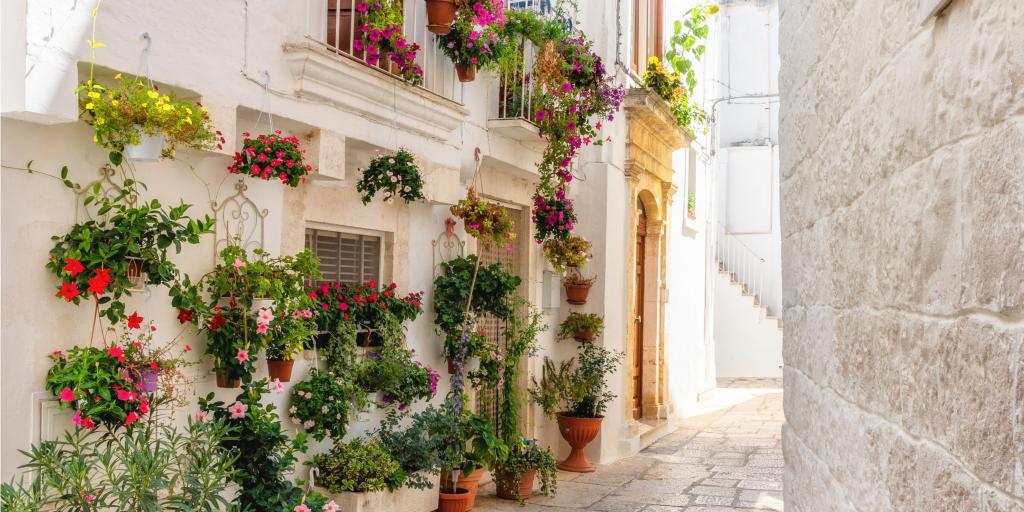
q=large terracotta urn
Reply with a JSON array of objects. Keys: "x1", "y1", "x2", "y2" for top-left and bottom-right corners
[{"x1": 556, "y1": 414, "x2": 603, "y2": 473}]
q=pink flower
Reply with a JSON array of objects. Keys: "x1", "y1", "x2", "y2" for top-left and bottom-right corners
[
  {"x1": 232, "y1": 258, "x2": 245, "y2": 268},
  {"x1": 59, "y1": 387, "x2": 76, "y2": 402},
  {"x1": 196, "y1": 410, "x2": 209, "y2": 423},
  {"x1": 228, "y1": 401, "x2": 248, "y2": 419},
  {"x1": 256, "y1": 323, "x2": 268, "y2": 334},
  {"x1": 125, "y1": 411, "x2": 140, "y2": 425},
  {"x1": 236, "y1": 349, "x2": 249, "y2": 363},
  {"x1": 323, "y1": 501, "x2": 339, "y2": 512},
  {"x1": 355, "y1": 1, "x2": 368, "y2": 12},
  {"x1": 117, "y1": 389, "x2": 138, "y2": 402},
  {"x1": 272, "y1": 378, "x2": 285, "y2": 393},
  {"x1": 257, "y1": 307, "x2": 274, "y2": 325},
  {"x1": 294, "y1": 505, "x2": 311, "y2": 512}
]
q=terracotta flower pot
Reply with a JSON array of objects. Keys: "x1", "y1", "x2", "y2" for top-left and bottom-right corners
[
  {"x1": 564, "y1": 282, "x2": 592, "y2": 305},
  {"x1": 574, "y1": 328, "x2": 595, "y2": 342},
  {"x1": 215, "y1": 370, "x2": 240, "y2": 388},
  {"x1": 267, "y1": 359, "x2": 294, "y2": 382},
  {"x1": 437, "y1": 487, "x2": 472, "y2": 512},
  {"x1": 456, "y1": 63, "x2": 477, "y2": 82},
  {"x1": 442, "y1": 468, "x2": 485, "y2": 509},
  {"x1": 447, "y1": 358, "x2": 458, "y2": 374},
  {"x1": 556, "y1": 414, "x2": 603, "y2": 473},
  {"x1": 425, "y1": 0, "x2": 457, "y2": 34},
  {"x1": 496, "y1": 469, "x2": 535, "y2": 501}
]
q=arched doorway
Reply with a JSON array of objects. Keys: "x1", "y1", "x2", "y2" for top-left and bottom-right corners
[{"x1": 632, "y1": 200, "x2": 647, "y2": 419}]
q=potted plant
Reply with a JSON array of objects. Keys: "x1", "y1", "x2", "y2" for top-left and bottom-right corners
[
  {"x1": 228, "y1": 130, "x2": 312, "y2": 187},
  {"x1": 45, "y1": 314, "x2": 192, "y2": 429},
  {"x1": 310, "y1": 280, "x2": 424, "y2": 347},
  {"x1": 532, "y1": 189, "x2": 576, "y2": 243},
  {"x1": 354, "y1": 1, "x2": 424, "y2": 83},
  {"x1": 172, "y1": 246, "x2": 320, "y2": 387},
  {"x1": 77, "y1": 74, "x2": 221, "y2": 161},
  {"x1": 558, "y1": 312, "x2": 604, "y2": 342},
  {"x1": 424, "y1": 0, "x2": 458, "y2": 34},
  {"x1": 312, "y1": 437, "x2": 441, "y2": 512},
  {"x1": 542, "y1": 235, "x2": 592, "y2": 274},
  {"x1": 199, "y1": 380, "x2": 325, "y2": 510},
  {"x1": 288, "y1": 369, "x2": 352, "y2": 442},
  {"x1": 48, "y1": 172, "x2": 214, "y2": 323},
  {"x1": 494, "y1": 439, "x2": 557, "y2": 502},
  {"x1": 435, "y1": 0, "x2": 506, "y2": 82},
  {"x1": 458, "y1": 413, "x2": 509, "y2": 509},
  {"x1": 528, "y1": 343, "x2": 623, "y2": 472},
  {"x1": 450, "y1": 189, "x2": 517, "y2": 249},
  {"x1": 562, "y1": 271, "x2": 596, "y2": 305},
  {"x1": 356, "y1": 149, "x2": 425, "y2": 205},
  {"x1": 357, "y1": 317, "x2": 440, "y2": 410},
  {"x1": 1, "y1": 410, "x2": 237, "y2": 510},
  {"x1": 265, "y1": 286, "x2": 317, "y2": 382}
]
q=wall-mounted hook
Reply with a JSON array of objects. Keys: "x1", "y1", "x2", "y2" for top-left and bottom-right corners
[{"x1": 140, "y1": 32, "x2": 152, "y2": 51}]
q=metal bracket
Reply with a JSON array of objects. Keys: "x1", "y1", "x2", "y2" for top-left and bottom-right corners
[{"x1": 211, "y1": 178, "x2": 268, "y2": 261}]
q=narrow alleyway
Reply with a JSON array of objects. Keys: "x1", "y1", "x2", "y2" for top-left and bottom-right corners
[{"x1": 474, "y1": 379, "x2": 784, "y2": 512}]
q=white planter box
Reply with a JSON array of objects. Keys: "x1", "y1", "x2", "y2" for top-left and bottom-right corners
[{"x1": 314, "y1": 473, "x2": 439, "y2": 512}]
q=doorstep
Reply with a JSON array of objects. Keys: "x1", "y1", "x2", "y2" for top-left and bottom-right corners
[{"x1": 637, "y1": 418, "x2": 674, "y2": 449}]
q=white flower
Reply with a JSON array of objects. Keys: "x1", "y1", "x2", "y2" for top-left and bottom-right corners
[
  {"x1": 292, "y1": 417, "x2": 301, "y2": 425},
  {"x1": 289, "y1": 406, "x2": 298, "y2": 414},
  {"x1": 388, "y1": 158, "x2": 395, "y2": 164},
  {"x1": 390, "y1": 176, "x2": 398, "y2": 183},
  {"x1": 303, "y1": 420, "x2": 315, "y2": 428},
  {"x1": 321, "y1": 405, "x2": 329, "y2": 413},
  {"x1": 335, "y1": 413, "x2": 342, "y2": 419},
  {"x1": 404, "y1": 186, "x2": 411, "y2": 193}
]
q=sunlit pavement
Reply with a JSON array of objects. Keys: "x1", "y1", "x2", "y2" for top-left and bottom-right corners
[{"x1": 472, "y1": 378, "x2": 784, "y2": 511}]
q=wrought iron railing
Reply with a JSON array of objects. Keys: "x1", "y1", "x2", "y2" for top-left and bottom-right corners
[{"x1": 304, "y1": 0, "x2": 462, "y2": 102}]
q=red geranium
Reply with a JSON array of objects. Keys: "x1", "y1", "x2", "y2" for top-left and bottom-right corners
[{"x1": 228, "y1": 130, "x2": 311, "y2": 187}]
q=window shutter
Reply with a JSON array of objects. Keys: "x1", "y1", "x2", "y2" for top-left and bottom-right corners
[{"x1": 305, "y1": 228, "x2": 382, "y2": 285}]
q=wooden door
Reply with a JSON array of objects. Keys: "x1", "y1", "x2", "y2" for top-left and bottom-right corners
[{"x1": 632, "y1": 203, "x2": 647, "y2": 420}]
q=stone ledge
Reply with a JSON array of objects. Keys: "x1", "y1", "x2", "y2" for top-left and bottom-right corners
[
  {"x1": 282, "y1": 40, "x2": 469, "y2": 142},
  {"x1": 623, "y1": 88, "x2": 693, "y2": 151}
]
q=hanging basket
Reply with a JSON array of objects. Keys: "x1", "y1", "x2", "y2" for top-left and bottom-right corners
[
  {"x1": 123, "y1": 125, "x2": 164, "y2": 162},
  {"x1": 425, "y1": 0, "x2": 458, "y2": 34}
]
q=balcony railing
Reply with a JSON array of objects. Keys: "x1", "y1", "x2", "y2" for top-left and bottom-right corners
[{"x1": 304, "y1": 0, "x2": 462, "y2": 103}]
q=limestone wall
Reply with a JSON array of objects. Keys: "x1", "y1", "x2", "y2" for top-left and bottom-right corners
[{"x1": 779, "y1": 0, "x2": 1024, "y2": 510}]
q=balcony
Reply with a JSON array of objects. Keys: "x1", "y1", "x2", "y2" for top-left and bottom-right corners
[{"x1": 286, "y1": 0, "x2": 468, "y2": 140}]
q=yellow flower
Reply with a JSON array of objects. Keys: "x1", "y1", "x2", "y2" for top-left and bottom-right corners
[
  {"x1": 93, "y1": 135, "x2": 99, "y2": 142},
  {"x1": 648, "y1": 56, "x2": 660, "y2": 65},
  {"x1": 707, "y1": 4, "x2": 719, "y2": 14},
  {"x1": 184, "y1": 107, "x2": 192, "y2": 115},
  {"x1": 141, "y1": 103, "x2": 148, "y2": 108},
  {"x1": 200, "y1": 106, "x2": 208, "y2": 113},
  {"x1": 183, "y1": 117, "x2": 193, "y2": 125},
  {"x1": 147, "y1": 90, "x2": 159, "y2": 99},
  {"x1": 111, "y1": 99, "x2": 119, "y2": 106},
  {"x1": 114, "y1": 73, "x2": 122, "y2": 80},
  {"x1": 96, "y1": 118, "x2": 105, "y2": 125},
  {"x1": 87, "y1": 91, "x2": 100, "y2": 99},
  {"x1": 85, "y1": 102, "x2": 94, "y2": 109}
]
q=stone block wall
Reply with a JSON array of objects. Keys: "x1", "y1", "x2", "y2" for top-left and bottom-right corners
[{"x1": 779, "y1": 0, "x2": 1024, "y2": 510}]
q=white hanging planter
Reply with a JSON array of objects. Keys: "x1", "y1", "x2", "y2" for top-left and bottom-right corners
[
  {"x1": 464, "y1": 356, "x2": 481, "y2": 372},
  {"x1": 125, "y1": 257, "x2": 147, "y2": 292},
  {"x1": 124, "y1": 125, "x2": 164, "y2": 161}
]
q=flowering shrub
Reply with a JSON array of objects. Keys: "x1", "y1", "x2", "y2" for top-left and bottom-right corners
[
  {"x1": 532, "y1": 189, "x2": 576, "y2": 242},
  {"x1": 77, "y1": 74, "x2": 220, "y2": 159},
  {"x1": 313, "y1": 438, "x2": 405, "y2": 493},
  {"x1": 436, "y1": 0, "x2": 506, "y2": 69},
  {"x1": 45, "y1": 315, "x2": 190, "y2": 429},
  {"x1": 450, "y1": 189, "x2": 516, "y2": 249},
  {"x1": 48, "y1": 173, "x2": 213, "y2": 323},
  {"x1": 353, "y1": 0, "x2": 423, "y2": 84},
  {"x1": 497, "y1": 439, "x2": 558, "y2": 502},
  {"x1": 355, "y1": 149, "x2": 425, "y2": 205},
  {"x1": 288, "y1": 369, "x2": 351, "y2": 442},
  {"x1": 310, "y1": 280, "x2": 424, "y2": 339},
  {"x1": 228, "y1": 131, "x2": 312, "y2": 187},
  {"x1": 541, "y1": 234, "x2": 591, "y2": 273}
]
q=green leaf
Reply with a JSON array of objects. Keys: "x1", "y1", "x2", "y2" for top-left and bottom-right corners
[{"x1": 108, "y1": 152, "x2": 123, "y2": 166}]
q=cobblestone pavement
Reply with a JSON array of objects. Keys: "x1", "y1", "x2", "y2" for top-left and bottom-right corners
[{"x1": 473, "y1": 378, "x2": 784, "y2": 512}]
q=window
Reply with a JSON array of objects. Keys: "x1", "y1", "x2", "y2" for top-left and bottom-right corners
[
  {"x1": 631, "y1": 0, "x2": 663, "y2": 72},
  {"x1": 305, "y1": 228, "x2": 382, "y2": 285}
]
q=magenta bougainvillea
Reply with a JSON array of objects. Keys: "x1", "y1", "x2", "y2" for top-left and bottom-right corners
[
  {"x1": 353, "y1": 0, "x2": 423, "y2": 85},
  {"x1": 532, "y1": 189, "x2": 576, "y2": 243}
]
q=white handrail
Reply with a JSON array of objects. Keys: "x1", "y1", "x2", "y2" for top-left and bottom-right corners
[{"x1": 716, "y1": 223, "x2": 779, "y2": 317}]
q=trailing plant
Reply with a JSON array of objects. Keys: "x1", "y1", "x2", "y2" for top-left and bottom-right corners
[
  {"x1": 356, "y1": 149, "x2": 425, "y2": 205},
  {"x1": 49, "y1": 172, "x2": 213, "y2": 323},
  {"x1": 532, "y1": 189, "x2": 576, "y2": 242},
  {"x1": 664, "y1": 3, "x2": 719, "y2": 93},
  {"x1": 529, "y1": 342, "x2": 623, "y2": 419},
  {"x1": 199, "y1": 380, "x2": 320, "y2": 511},
  {"x1": 0, "y1": 411, "x2": 236, "y2": 511},
  {"x1": 642, "y1": 56, "x2": 707, "y2": 135},
  {"x1": 353, "y1": 0, "x2": 424, "y2": 84},
  {"x1": 357, "y1": 314, "x2": 439, "y2": 409},
  {"x1": 436, "y1": 0, "x2": 507, "y2": 69},
  {"x1": 494, "y1": 298, "x2": 545, "y2": 445},
  {"x1": 499, "y1": 439, "x2": 557, "y2": 502},
  {"x1": 77, "y1": 73, "x2": 221, "y2": 159},
  {"x1": 313, "y1": 438, "x2": 405, "y2": 493},
  {"x1": 45, "y1": 316, "x2": 192, "y2": 430},
  {"x1": 433, "y1": 256, "x2": 521, "y2": 360},
  {"x1": 542, "y1": 234, "x2": 591, "y2": 273},
  {"x1": 288, "y1": 369, "x2": 351, "y2": 442},
  {"x1": 557, "y1": 312, "x2": 604, "y2": 341},
  {"x1": 228, "y1": 130, "x2": 312, "y2": 187},
  {"x1": 450, "y1": 189, "x2": 516, "y2": 249}
]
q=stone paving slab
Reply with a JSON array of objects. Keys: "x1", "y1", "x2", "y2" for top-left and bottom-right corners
[{"x1": 473, "y1": 380, "x2": 784, "y2": 511}]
